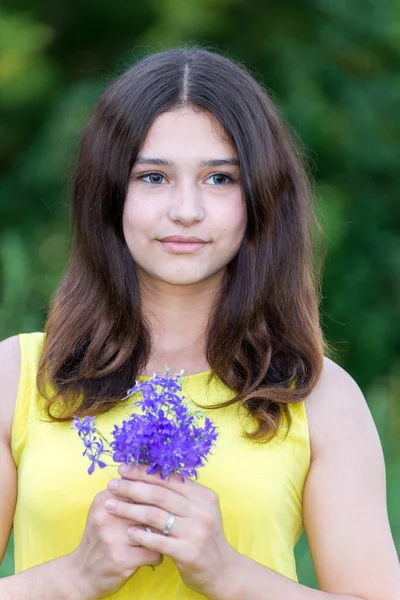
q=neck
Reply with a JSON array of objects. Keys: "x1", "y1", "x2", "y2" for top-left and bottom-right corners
[{"x1": 138, "y1": 271, "x2": 223, "y2": 377}]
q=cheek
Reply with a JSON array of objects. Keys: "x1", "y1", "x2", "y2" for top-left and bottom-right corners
[
  {"x1": 219, "y1": 196, "x2": 247, "y2": 246},
  {"x1": 122, "y1": 191, "x2": 157, "y2": 238},
  {"x1": 122, "y1": 189, "x2": 136, "y2": 232}
]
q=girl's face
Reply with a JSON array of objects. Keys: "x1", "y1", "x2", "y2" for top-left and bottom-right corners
[{"x1": 123, "y1": 108, "x2": 247, "y2": 287}]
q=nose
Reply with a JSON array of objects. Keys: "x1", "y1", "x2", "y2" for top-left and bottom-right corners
[{"x1": 167, "y1": 181, "x2": 205, "y2": 227}]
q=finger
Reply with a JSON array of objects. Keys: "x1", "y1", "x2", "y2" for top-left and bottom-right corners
[
  {"x1": 118, "y1": 463, "x2": 197, "y2": 498},
  {"x1": 105, "y1": 511, "x2": 147, "y2": 547},
  {"x1": 131, "y1": 545, "x2": 164, "y2": 567},
  {"x1": 127, "y1": 525, "x2": 181, "y2": 560},
  {"x1": 107, "y1": 479, "x2": 188, "y2": 517},
  {"x1": 127, "y1": 524, "x2": 153, "y2": 547},
  {"x1": 118, "y1": 464, "x2": 218, "y2": 508},
  {"x1": 105, "y1": 498, "x2": 184, "y2": 538}
]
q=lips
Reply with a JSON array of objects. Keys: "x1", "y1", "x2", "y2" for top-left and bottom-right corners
[
  {"x1": 159, "y1": 235, "x2": 208, "y2": 243},
  {"x1": 158, "y1": 235, "x2": 209, "y2": 254}
]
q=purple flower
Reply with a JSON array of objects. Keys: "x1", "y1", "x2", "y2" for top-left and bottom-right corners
[
  {"x1": 72, "y1": 415, "x2": 112, "y2": 474},
  {"x1": 84, "y1": 438, "x2": 108, "y2": 475},
  {"x1": 73, "y1": 369, "x2": 218, "y2": 480},
  {"x1": 72, "y1": 415, "x2": 96, "y2": 438}
]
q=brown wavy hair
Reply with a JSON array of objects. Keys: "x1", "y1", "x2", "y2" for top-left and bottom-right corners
[{"x1": 37, "y1": 46, "x2": 328, "y2": 441}]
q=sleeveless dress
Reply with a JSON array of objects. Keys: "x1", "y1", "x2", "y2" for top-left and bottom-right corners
[{"x1": 12, "y1": 332, "x2": 310, "y2": 599}]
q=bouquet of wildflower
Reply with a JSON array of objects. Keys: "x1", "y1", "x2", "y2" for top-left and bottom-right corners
[{"x1": 72, "y1": 369, "x2": 218, "y2": 481}]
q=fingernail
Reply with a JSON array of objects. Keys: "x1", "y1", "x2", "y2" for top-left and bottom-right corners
[
  {"x1": 105, "y1": 499, "x2": 117, "y2": 511},
  {"x1": 127, "y1": 527, "x2": 136, "y2": 536},
  {"x1": 108, "y1": 480, "x2": 119, "y2": 491},
  {"x1": 119, "y1": 463, "x2": 130, "y2": 474}
]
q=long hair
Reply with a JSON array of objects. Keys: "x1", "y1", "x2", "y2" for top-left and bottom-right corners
[{"x1": 37, "y1": 46, "x2": 328, "y2": 441}]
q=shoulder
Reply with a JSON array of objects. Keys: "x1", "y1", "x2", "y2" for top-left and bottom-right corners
[
  {"x1": 0, "y1": 335, "x2": 21, "y2": 445},
  {"x1": 301, "y1": 358, "x2": 399, "y2": 597},
  {"x1": 305, "y1": 356, "x2": 378, "y2": 462}
]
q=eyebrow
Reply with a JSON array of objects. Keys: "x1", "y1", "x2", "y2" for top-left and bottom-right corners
[{"x1": 134, "y1": 157, "x2": 240, "y2": 168}]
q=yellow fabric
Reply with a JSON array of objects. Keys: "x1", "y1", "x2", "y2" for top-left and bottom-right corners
[{"x1": 12, "y1": 332, "x2": 310, "y2": 599}]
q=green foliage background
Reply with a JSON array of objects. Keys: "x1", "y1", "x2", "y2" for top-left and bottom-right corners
[{"x1": 0, "y1": 0, "x2": 399, "y2": 588}]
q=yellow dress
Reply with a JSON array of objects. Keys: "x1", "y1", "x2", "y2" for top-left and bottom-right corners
[{"x1": 12, "y1": 332, "x2": 310, "y2": 599}]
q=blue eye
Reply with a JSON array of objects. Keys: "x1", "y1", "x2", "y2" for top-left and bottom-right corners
[
  {"x1": 141, "y1": 173, "x2": 165, "y2": 184},
  {"x1": 208, "y1": 173, "x2": 233, "y2": 185}
]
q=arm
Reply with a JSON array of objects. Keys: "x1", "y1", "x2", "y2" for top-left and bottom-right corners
[
  {"x1": 0, "y1": 555, "x2": 91, "y2": 600},
  {"x1": 0, "y1": 336, "x2": 92, "y2": 600},
  {"x1": 0, "y1": 336, "x2": 19, "y2": 562},
  {"x1": 211, "y1": 358, "x2": 400, "y2": 600}
]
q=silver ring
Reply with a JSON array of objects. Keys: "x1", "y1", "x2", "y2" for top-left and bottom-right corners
[
  {"x1": 144, "y1": 526, "x2": 152, "y2": 533},
  {"x1": 163, "y1": 513, "x2": 175, "y2": 536}
]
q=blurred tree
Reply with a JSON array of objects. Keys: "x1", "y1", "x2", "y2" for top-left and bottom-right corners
[
  {"x1": 2, "y1": 0, "x2": 400, "y2": 386},
  {"x1": 0, "y1": 8, "x2": 58, "y2": 169}
]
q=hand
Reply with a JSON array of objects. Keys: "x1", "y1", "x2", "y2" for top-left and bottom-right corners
[
  {"x1": 69, "y1": 488, "x2": 163, "y2": 600},
  {"x1": 104, "y1": 463, "x2": 238, "y2": 599}
]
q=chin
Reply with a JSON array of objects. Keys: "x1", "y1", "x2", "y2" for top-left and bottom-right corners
[
  {"x1": 155, "y1": 273, "x2": 212, "y2": 286},
  {"x1": 145, "y1": 265, "x2": 223, "y2": 287}
]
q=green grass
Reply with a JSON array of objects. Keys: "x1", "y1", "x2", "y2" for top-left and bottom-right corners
[{"x1": 0, "y1": 534, "x2": 13, "y2": 579}]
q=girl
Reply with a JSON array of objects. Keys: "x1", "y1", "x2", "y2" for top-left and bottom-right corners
[{"x1": 0, "y1": 47, "x2": 398, "y2": 600}]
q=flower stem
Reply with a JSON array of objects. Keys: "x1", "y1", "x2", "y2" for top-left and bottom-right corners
[{"x1": 95, "y1": 428, "x2": 111, "y2": 446}]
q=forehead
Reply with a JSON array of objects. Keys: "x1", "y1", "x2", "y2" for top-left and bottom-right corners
[{"x1": 139, "y1": 108, "x2": 237, "y2": 161}]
